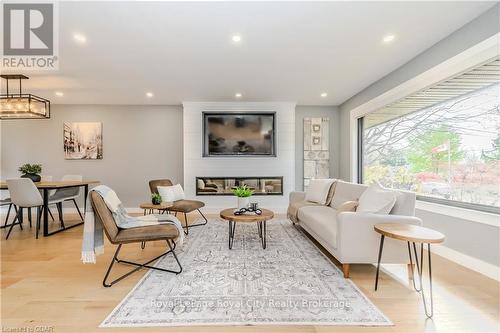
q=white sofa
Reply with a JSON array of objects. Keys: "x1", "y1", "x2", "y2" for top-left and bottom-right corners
[{"x1": 288, "y1": 180, "x2": 422, "y2": 278}]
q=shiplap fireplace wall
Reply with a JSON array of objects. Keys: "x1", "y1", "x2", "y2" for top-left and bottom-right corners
[{"x1": 182, "y1": 102, "x2": 296, "y2": 213}]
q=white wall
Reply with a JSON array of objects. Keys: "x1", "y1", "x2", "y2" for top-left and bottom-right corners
[
  {"x1": 183, "y1": 102, "x2": 295, "y2": 213},
  {"x1": 337, "y1": 5, "x2": 500, "y2": 271}
]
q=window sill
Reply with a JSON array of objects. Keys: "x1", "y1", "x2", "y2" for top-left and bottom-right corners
[{"x1": 415, "y1": 200, "x2": 499, "y2": 228}]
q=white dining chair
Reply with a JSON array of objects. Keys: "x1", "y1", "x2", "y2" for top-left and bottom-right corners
[
  {"x1": 5, "y1": 178, "x2": 44, "y2": 239},
  {"x1": 48, "y1": 175, "x2": 84, "y2": 227}
]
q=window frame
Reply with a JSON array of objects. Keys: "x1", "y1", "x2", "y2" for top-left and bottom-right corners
[{"x1": 357, "y1": 115, "x2": 500, "y2": 215}]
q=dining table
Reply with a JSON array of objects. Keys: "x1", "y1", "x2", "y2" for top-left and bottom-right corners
[{"x1": 1, "y1": 180, "x2": 100, "y2": 237}]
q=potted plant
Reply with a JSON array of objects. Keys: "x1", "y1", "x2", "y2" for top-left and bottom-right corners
[
  {"x1": 18, "y1": 163, "x2": 42, "y2": 182},
  {"x1": 151, "y1": 192, "x2": 162, "y2": 205},
  {"x1": 232, "y1": 184, "x2": 254, "y2": 210}
]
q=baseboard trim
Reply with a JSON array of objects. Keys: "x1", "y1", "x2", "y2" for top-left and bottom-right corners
[{"x1": 432, "y1": 244, "x2": 500, "y2": 281}]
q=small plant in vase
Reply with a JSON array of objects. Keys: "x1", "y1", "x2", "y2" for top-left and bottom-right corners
[
  {"x1": 151, "y1": 193, "x2": 162, "y2": 205},
  {"x1": 232, "y1": 184, "x2": 254, "y2": 210},
  {"x1": 18, "y1": 163, "x2": 42, "y2": 182}
]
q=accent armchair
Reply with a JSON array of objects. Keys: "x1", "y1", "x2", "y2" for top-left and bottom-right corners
[
  {"x1": 149, "y1": 179, "x2": 207, "y2": 235},
  {"x1": 90, "y1": 191, "x2": 182, "y2": 287}
]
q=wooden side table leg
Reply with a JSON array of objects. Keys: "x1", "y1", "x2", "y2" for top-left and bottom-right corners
[{"x1": 374, "y1": 234, "x2": 385, "y2": 291}]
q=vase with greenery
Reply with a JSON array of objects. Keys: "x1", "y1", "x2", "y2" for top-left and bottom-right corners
[
  {"x1": 232, "y1": 184, "x2": 254, "y2": 210},
  {"x1": 151, "y1": 192, "x2": 162, "y2": 205},
  {"x1": 18, "y1": 163, "x2": 42, "y2": 182}
]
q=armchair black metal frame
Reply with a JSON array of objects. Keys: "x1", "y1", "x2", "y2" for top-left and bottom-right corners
[{"x1": 103, "y1": 239, "x2": 182, "y2": 287}]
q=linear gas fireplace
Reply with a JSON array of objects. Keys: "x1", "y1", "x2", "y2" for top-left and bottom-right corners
[{"x1": 196, "y1": 177, "x2": 283, "y2": 196}]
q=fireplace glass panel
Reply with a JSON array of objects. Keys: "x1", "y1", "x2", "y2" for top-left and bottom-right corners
[{"x1": 196, "y1": 177, "x2": 283, "y2": 196}]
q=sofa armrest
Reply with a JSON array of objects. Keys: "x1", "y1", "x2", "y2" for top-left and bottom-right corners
[
  {"x1": 289, "y1": 191, "x2": 306, "y2": 204},
  {"x1": 335, "y1": 212, "x2": 422, "y2": 263}
]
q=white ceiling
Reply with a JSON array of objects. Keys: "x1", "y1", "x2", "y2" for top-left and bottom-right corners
[{"x1": 1, "y1": 1, "x2": 496, "y2": 106}]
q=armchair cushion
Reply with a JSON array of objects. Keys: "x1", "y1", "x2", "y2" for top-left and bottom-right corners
[
  {"x1": 115, "y1": 224, "x2": 180, "y2": 243},
  {"x1": 168, "y1": 199, "x2": 205, "y2": 213}
]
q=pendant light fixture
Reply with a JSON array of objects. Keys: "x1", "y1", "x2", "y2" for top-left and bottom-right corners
[{"x1": 0, "y1": 74, "x2": 50, "y2": 119}]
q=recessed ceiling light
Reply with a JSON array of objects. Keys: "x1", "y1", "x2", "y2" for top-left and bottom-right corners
[
  {"x1": 55, "y1": 91, "x2": 64, "y2": 97},
  {"x1": 320, "y1": 92, "x2": 328, "y2": 98},
  {"x1": 232, "y1": 35, "x2": 242, "y2": 43},
  {"x1": 235, "y1": 93, "x2": 242, "y2": 98},
  {"x1": 73, "y1": 33, "x2": 87, "y2": 44},
  {"x1": 146, "y1": 92, "x2": 154, "y2": 98},
  {"x1": 382, "y1": 34, "x2": 395, "y2": 43}
]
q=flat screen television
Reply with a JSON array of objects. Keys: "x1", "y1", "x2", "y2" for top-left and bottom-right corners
[{"x1": 203, "y1": 112, "x2": 276, "y2": 156}]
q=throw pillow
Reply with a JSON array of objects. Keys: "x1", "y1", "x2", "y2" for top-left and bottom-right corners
[
  {"x1": 305, "y1": 179, "x2": 336, "y2": 205},
  {"x1": 357, "y1": 182, "x2": 396, "y2": 214},
  {"x1": 325, "y1": 180, "x2": 338, "y2": 205},
  {"x1": 336, "y1": 200, "x2": 358, "y2": 213},
  {"x1": 157, "y1": 184, "x2": 185, "y2": 202}
]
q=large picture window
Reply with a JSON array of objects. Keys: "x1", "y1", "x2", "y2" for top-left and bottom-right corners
[{"x1": 359, "y1": 81, "x2": 500, "y2": 213}]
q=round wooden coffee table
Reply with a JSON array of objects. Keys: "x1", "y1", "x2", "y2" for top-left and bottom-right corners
[
  {"x1": 220, "y1": 208, "x2": 274, "y2": 249},
  {"x1": 374, "y1": 223, "x2": 445, "y2": 318}
]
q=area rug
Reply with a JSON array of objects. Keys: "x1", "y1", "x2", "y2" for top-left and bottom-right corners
[{"x1": 101, "y1": 218, "x2": 392, "y2": 327}]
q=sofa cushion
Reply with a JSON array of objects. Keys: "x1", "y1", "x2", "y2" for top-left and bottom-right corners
[
  {"x1": 357, "y1": 182, "x2": 396, "y2": 214},
  {"x1": 330, "y1": 181, "x2": 367, "y2": 209},
  {"x1": 305, "y1": 179, "x2": 336, "y2": 205},
  {"x1": 298, "y1": 205, "x2": 338, "y2": 248},
  {"x1": 287, "y1": 200, "x2": 319, "y2": 223},
  {"x1": 336, "y1": 200, "x2": 358, "y2": 213}
]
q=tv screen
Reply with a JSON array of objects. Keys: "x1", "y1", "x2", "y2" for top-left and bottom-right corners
[{"x1": 203, "y1": 112, "x2": 276, "y2": 156}]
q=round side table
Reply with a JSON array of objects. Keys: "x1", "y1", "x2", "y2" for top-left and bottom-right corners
[
  {"x1": 220, "y1": 208, "x2": 274, "y2": 249},
  {"x1": 374, "y1": 223, "x2": 445, "y2": 318}
]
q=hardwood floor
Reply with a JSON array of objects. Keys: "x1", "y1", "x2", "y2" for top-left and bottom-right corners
[{"x1": 1, "y1": 213, "x2": 499, "y2": 333}]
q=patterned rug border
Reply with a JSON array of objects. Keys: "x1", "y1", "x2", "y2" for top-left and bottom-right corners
[{"x1": 100, "y1": 218, "x2": 393, "y2": 328}]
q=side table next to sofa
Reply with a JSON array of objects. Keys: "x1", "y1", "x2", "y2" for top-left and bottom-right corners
[{"x1": 374, "y1": 223, "x2": 445, "y2": 318}]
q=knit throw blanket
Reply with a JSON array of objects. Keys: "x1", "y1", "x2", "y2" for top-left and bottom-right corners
[{"x1": 81, "y1": 185, "x2": 184, "y2": 264}]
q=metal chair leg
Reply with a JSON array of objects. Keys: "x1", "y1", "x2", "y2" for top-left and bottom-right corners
[
  {"x1": 36, "y1": 207, "x2": 41, "y2": 239},
  {"x1": 6, "y1": 209, "x2": 22, "y2": 239},
  {"x1": 28, "y1": 208, "x2": 32, "y2": 228},
  {"x1": 103, "y1": 240, "x2": 182, "y2": 288},
  {"x1": 18, "y1": 208, "x2": 23, "y2": 230},
  {"x1": 48, "y1": 208, "x2": 55, "y2": 221},
  {"x1": 3, "y1": 203, "x2": 12, "y2": 227},
  {"x1": 183, "y1": 212, "x2": 189, "y2": 235},
  {"x1": 71, "y1": 199, "x2": 84, "y2": 221},
  {"x1": 180, "y1": 209, "x2": 208, "y2": 236},
  {"x1": 56, "y1": 202, "x2": 65, "y2": 228},
  {"x1": 2, "y1": 205, "x2": 19, "y2": 229}
]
